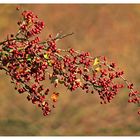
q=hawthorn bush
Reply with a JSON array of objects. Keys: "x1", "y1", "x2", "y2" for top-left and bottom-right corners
[{"x1": 0, "y1": 8, "x2": 139, "y2": 116}]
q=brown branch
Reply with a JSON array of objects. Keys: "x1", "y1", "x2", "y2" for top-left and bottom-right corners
[
  {"x1": 54, "y1": 32, "x2": 74, "y2": 41},
  {"x1": 0, "y1": 37, "x2": 27, "y2": 46}
]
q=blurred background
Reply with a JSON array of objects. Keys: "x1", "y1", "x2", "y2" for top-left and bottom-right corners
[{"x1": 0, "y1": 4, "x2": 140, "y2": 136}]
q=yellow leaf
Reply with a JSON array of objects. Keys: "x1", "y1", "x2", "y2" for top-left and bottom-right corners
[
  {"x1": 44, "y1": 53, "x2": 49, "y2": 59},
  {"x1": 42, "y1": 101, "x2": 45, "y2": 106},
  {"x1": 95, "y1": 67, "x2": 100, "y2": 72},
  {"x1": 75, "y1": 79, "x2": 81, "y2": 82},
  {"x1": 93, "y1": 58, "x2": 100, "y2": 66}
]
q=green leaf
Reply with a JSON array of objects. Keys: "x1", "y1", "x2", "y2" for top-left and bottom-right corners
[
  {"x1": 27, "y1": 55, "x2": 32, "y2": 61},
  {"x1": 9, "y1": 49, "x2": 13, "y2": 52},
  {"x1": 93, "y1": 84, "x2": 102, "y2": 88},
  {"x1": 57, "y1": 57, "x2": 63, "y2": 61},
  {"x1": 0, "y1": 52, "x2": 2, "y2": 57},
  {"x1": 47, "y1": 60, "x2": 52, "y2": 66},
  {"x1": 16, "y1": 65, "x2": 20, "y2": 69},
  {"x1": 3, "y1": 51, "x2": 9, "y2": 57},
  {"x1": 59, "y1": 80, "x2": 64, "y2": 84},
  {"x1": 51, "y1": 76, "x2": 58, "y2": 83},
  {"x1": 27, "y1": 57, "x2": 31, "y2": 61},
  {"x1": 18, "y1": 48, "x2": 23, "y2": 51}
]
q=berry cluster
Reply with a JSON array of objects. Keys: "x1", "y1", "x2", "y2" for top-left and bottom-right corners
[
  {"x1": 0, "y1": 9, "x2": 140, "y2": 116},
  {"x1": 18, "y1": 10, "x2": 45, "y2": 38}
]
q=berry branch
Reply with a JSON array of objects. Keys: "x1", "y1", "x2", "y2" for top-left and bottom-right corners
[{"x1": 0, "y1": 8, "x2": 140, "y2": 116}]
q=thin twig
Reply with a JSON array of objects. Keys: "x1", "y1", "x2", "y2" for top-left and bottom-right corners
[
  {"x1": 54, "y1": 32, "x2": 74, "y2": 41},
  {"x1": 0, "y1": 37, "x2": 27, "y2": 45}
]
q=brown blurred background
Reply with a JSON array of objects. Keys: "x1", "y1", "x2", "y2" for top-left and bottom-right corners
[{"x1": 0, "y1": 4, "x2": 140, "y2": 136}]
